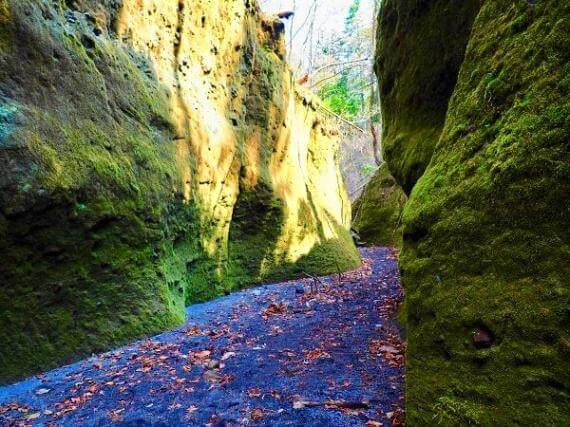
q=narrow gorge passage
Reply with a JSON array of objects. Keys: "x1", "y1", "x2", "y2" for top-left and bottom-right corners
[{"x1": 0, "y1": 248, "x2": 404, "y2": 427}]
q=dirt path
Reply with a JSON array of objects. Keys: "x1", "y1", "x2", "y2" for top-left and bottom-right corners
[{"x1": 0, "y1": 247, "x2": 405, "y2": 427}]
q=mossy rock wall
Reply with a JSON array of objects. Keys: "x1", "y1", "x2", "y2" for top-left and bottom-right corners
[
  {"x1": 375, "y1": 0, "x2": 570, "y2": 424},
  {"x1": 0, "y1": 0, "x2": 359, "y2": 384},
  {"x1": 376, "y1": 0, "x2": 482, "y2": 193},
  {"x1": 352, "y1": 164, "x2": 407, "y2": 248}
]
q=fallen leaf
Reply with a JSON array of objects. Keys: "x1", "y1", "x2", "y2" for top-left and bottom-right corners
[
  {"x1": 187, "y1": 405, "x2": 198, "y2": 414},
  {"x1": 203, "y1": 370, "x2": 222, "y2": 383},
  {"x1": 221, "y1": 352, "x2": 236, "y2": 361},
  {"x1": 379, "y1": 345, "x2": 399, "y2": 354},
  {"x1": 293, "y1": 400, "x2": 311, "y2": 409},
  {"x1": 270, "y1": 325, "x2": 284, "y2": 334},
  {"x1": 325, "y1": 400, "x2": 371, "y2": 410},
  {"x1": 109, "y1": 408, "x2": 125, "y2": 423},
  {"x1": 263, "y1": 302, "x2": 288, "y2": 319},
  {"x1": 305, "y1": 348, "x2": 332, "y2": 360},
  {"x1": 251, "y1": 408, "x2": 264, "y2": 421},
  {"x1": 247, "y1": 388, "x2": 262, "y2": 398},
  {"x1": 25, "y1": 412, "x2": 41, "y2": 420},
  {"x1": 0, "y1": 403, "x2": 27, "y2": 415},
  {"x1": 194, "y1": 350, "x2": 211, "y2": 359},
  {"x1": 205, "y1": 359, "x2": 220, "y2": 369}
]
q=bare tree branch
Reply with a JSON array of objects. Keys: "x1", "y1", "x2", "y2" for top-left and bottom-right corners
[
  {"x1": 318, "y1": 104, "x2": 366, "y2": 133},
  {"x1": 312, "y1": 57, "x2": 370, "y2": 76}
]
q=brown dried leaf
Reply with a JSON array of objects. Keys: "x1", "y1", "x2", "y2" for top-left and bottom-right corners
[
  {"x1": 247, "y1": 388, "x2": 262, "y2": 398},
  {"x1": 251, "y1": 408, "x2": 264, "y2": 421}
]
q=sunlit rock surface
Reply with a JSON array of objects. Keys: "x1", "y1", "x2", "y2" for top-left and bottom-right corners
[
  {"x1": 0, "y1": 0, "x2": 359, "y2": 383},
  {"x1": 371, "y1": 0, "x2": 570, "y2": 424}
]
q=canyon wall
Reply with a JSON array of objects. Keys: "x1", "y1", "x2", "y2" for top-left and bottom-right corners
[
  {"x1": 352, "y1": 164, "x2": 406, "y2": 248},
  {"x1": 0, "y1": 0, "x2": 359, "y2": 383},
  {"x1": 376, "y1": 0, "x2": 482, "y2": 194},
  {"x1": 369, "y1": 0, "x2": 570, "y2": 424}
]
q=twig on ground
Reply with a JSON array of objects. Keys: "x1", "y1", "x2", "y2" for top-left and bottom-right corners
[
  {"x1": 302, "y1": 271, "x2": 325, "y2": 293},
  {"x1": 335, "y1": 261, "x2": 343, "y2": 286}
]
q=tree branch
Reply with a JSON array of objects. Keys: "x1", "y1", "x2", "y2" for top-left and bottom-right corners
[{"x1": 312, "y1": 57, "x2": 370, "y2": 76}]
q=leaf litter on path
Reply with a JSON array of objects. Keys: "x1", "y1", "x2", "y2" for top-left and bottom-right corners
[{"x1": 0, "y1": 247, "x2": 405, "y2": 426}]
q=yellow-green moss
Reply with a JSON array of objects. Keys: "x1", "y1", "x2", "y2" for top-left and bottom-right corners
[
  {"x1": 387, "y1": 0, "x2": 570, "y2": 424},
  {"x1": 0, "y1": 0, "x2": 11, "y2": 50},
  {"x1": 0, "y1": 0, "x2": 358, "y2": 384},
  {"x1": 353, "y1": 164, "x2": 407, "y2": 248}
]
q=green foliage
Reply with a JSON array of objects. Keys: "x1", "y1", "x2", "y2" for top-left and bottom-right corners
[
  {"x1": 319, "y1": 74, "x2": 365, "y2": 120},
  {"x1": 345, "y1": 0, "x2": 361, "y2": 33},
  {"x1": 361, "y1": 163, "x2": 377, "y2": 175},
  {"x1": 317, "y1": 0, "x2": 370, "y2": 121}
]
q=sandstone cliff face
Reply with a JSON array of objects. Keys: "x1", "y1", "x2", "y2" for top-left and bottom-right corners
[
  {"x1": 373, "y1": 0, "x2": 570, "y2": 424},
  {"x1": 0, "y1": 0, "x2": 359, "y2": 383}
]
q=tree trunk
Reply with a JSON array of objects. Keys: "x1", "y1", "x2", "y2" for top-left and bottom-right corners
[{"x1": 370, "y1": 0, "x2": 381, "y2": 166}]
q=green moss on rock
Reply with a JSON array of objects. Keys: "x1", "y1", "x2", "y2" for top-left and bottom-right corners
[
  {"x1": 353, "y1": 164, "x2": 407, "y2": 248},
  {"x1": 384, "y1": 0, "x2": 570, "y2": 424},
  {"x1": 291, "y1": 225, "x2": 361, "y2": 278},
  {"x1": 0, "y1": 0, "x2": 189, "y2": 384},
  {"x1": 0, "y1": 0, "x2": 11, "y2": 50},
  {"x1": 0, "y1": 0, "x2": 358, "y2": 384},
  {"x1": 376, "y1": 0, "x2": 482, "y2": 193}
]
